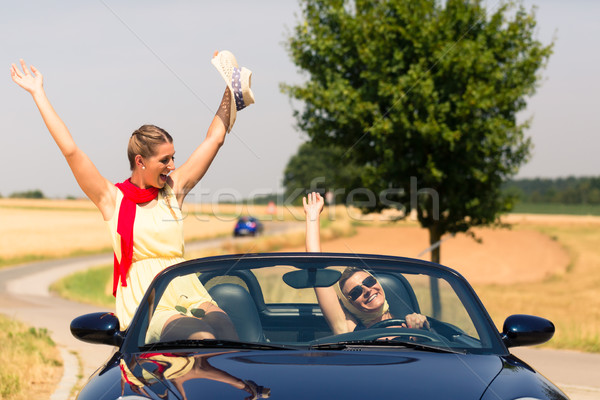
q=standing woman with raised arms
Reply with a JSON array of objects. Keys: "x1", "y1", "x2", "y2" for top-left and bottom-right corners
[{"x1": 10, "y1": 51, "x2": 254, "y2": 342}]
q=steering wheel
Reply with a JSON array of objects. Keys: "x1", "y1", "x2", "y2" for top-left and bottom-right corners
[
  {"x1": 348, "y1": 327, "x2": 441, "y2": 343},
  {"x1": 365, "y1": 318, "x2": 439, "y2": 343},
  {"x1": 368, "y1": 318, "x2": 406, "y2": 329}
]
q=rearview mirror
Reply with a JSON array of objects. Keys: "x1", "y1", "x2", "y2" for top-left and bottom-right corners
[
  {"x1": 501, "y1": 314, "x2": 554, "y2": 348},
  {"x1": 283, "y1": 268, "x2": 341, "y2": 289}
]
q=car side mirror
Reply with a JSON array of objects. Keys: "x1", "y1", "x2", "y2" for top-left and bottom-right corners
[
  {"x1": 501, "y1": 314, "x2": 554, "y2": 348},
  {"x1": 71, "y1": 312, "x2": 124, "y2": 347}
]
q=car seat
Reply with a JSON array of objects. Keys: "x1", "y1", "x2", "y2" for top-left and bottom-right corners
[
  {"x1": 208, "y1": 283, "x2": 264, "y2": 342},
  {"x1": 375, "y1": 273, "x2": 420, "y2": 319}
]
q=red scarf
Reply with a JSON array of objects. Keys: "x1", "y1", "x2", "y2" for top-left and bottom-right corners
[{"x1": 113, "y1": 179, "x2": 159, "y2": 296}]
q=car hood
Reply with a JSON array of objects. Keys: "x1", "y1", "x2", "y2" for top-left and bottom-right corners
[{"x1": 120, "y1": 349, "x2": 502, "y2": 399}]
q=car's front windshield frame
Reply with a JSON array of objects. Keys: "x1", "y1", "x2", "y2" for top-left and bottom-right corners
[{"x1": 122, "y1": 253, "x2": 507, "y2": 355}]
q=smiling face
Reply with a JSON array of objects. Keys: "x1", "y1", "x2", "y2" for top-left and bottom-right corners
[
  {"x1": 341, "y1": 271, "x2": 386, "y2": 313},
  {"x1": 127, "y1": 125, "x2": 175, "y2": 190},
  {"x1": 136, "y1": 142, "x2": 175, "y2": 189}
]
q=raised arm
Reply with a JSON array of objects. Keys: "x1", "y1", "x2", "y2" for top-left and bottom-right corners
[
  {"x1": 168, "y1": 89, "x2": 228, "y2": 207},
  {"x1": 303, "y1": 192, "x2": 324, "y2": 252},
  {"x1": 304, "y1": 192, "x2": 355, "y2": 334},
  {"x1": 10, "y1": 60, "x2": 116, "y2": 219},
  {"x1": 169, "y1": 50, "x2": 249, "y2": 207}
]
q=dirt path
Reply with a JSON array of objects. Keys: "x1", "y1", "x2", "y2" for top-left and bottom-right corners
[{"x1": 282, "y1": 222, "x2": 570, "y2": 285}]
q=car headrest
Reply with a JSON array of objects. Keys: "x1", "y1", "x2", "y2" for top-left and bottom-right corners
[
  {"x1": 376, "y1": 273, "x2": 420, "y2": 318},
  {"x1": 208, "y1": 283, "x2": 264, "y2": 342}
]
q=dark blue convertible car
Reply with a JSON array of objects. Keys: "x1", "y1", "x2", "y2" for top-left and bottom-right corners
[{"x1": 71, "y1": 253, "x2": 568, "y2": 399}]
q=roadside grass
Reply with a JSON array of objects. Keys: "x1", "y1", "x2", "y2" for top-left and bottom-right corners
[
  {"x1": 0, "y1": 315, "x2": 62, "y2": 400},
  {"x1": 0, "y1": 254, "x2": 50, "y2": 269},
  {"x1": 50, "y1": 264, "x2": 114, "y2": 309},
  {"x1": 511, "y1": 202, "x2": 600, "y2": 216},
  {"x1": 474, "y1": 222, "x2": 600, "y2": 352}
]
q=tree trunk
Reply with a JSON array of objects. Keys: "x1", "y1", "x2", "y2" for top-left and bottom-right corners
[{"x1": 428, "y1": 225, "x2": 442, "y2": 319}]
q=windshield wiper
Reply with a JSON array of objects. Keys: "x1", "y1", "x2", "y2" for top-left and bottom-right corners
[
  {"x1": 310, "y1": 340, "x2": 464, "y2": 354},
  {"x1": 140, "y1": 339, "x2": 292, "y2": 351}
]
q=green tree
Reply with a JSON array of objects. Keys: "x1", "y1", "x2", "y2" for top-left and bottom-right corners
[
  {"x1": 505, "y1": 176, "x2": 600, "y2": 205},
  {"x1": 9, "y1": 189, "x2": 45, "y2": 199},
  {"x1": 283, "y1": 0, "x2": 552, "y2": 316},
  {"x1": 283, "y1": 0, "x2": 552, "y2": 261}
]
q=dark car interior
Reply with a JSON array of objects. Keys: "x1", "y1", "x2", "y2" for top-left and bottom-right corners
[{"x1": 200, "y1": 269, "x2": 422, "y2": 344}]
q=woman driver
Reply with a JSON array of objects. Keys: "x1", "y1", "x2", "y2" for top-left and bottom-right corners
[{"x1": 303, "y1": 192, "x2": 429, "y2": 335}]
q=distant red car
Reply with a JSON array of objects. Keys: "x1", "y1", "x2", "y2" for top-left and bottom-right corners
[{"x1": 233, "y1": 216, "x2": 264, "y2": 237}]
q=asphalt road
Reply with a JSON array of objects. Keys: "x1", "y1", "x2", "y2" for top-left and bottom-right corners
[{"x1": 1, "y1": 226, "x2": 599, "y2": 400}]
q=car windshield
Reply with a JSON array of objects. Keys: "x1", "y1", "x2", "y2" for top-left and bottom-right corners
[{"x1": 128, "y1": 254, "x2": 504, "y2": 355}]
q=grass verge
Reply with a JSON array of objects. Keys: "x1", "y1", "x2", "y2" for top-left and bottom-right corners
[
  {"x1": 0, "y1": 315, "x2": 63, "y2": 400},
  {"x1": 474, "y1": 222, "x2": 600, "y2": 352},
  {"x1": 50, "y1": 264, "x2": 114, "y2": 309},
  {"x1": 511, "y1": 202, "x2": 600, "y2": 216}
]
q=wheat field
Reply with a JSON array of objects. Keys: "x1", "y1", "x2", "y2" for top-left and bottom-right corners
[{"x1": 0, "y1": 198, "x2": 310, "y2": 263}]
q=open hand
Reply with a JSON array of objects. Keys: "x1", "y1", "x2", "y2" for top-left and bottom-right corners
[
  {"x1": 10, "y1": 59, "x2": 43, "y2": 95},
  {"x1": 303, "y1": 192, "x2": 324, "y2": 222}
]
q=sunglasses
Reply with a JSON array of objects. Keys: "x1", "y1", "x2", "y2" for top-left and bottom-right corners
[
  {"x1": 175, "y1": 305, "x2": 206, "y2": 318},
  {"x1": 175, "y1": 295, "x2": 206, "y2": 318},
  {"x1": 346, "y1": 275, "x2": 378, "y2": 301}
]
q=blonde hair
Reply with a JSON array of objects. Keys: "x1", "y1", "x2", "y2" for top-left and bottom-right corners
[{"x1": 127, "y1": 125, "x2": 173, "y2": 170}]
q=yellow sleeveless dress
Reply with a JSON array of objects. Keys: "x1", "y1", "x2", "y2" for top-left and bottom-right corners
[{"x1": 106, "y1": 184, "x2": 215, "y2": 341}]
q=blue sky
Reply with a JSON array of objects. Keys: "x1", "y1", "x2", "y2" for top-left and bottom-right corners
[{"x1": 1, "y1": 1, "x2": 598, "y2": 200}]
